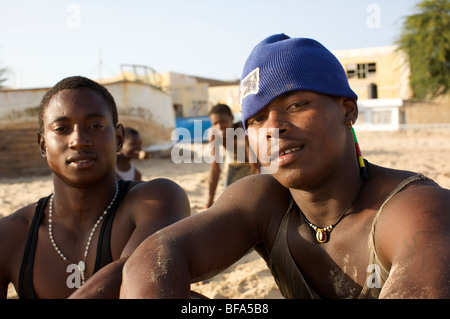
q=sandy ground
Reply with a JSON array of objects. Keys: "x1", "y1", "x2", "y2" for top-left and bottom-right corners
[{"x1": 2, "y1": 127, "x2": 450, "y2": 299}]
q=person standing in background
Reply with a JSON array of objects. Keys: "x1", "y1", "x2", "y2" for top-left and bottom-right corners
[
  {"x1": 206, "y1": 104, "x2": 260, "y2": 208},
  {"x1": 116, "y1": 127, "x2": 142, "y2": 181}
]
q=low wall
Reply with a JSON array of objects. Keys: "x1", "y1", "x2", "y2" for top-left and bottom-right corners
[
  {"x1": 0, "y1": 126, "x2": 50, "y2": 178},
  {"x1": 402, "y1": 96, "x2": 450, "y2": 124}
]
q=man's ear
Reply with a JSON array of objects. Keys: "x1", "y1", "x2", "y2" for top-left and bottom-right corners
[
  {"x1": 342, "y1": 98, "x2": 358, "y2": 126},
  {"x1": 115, "y1": 123, "x2": 125, "y2": 152},
  {"x1": 37, "y1": 131, "x2": 47, "y2": 159}
]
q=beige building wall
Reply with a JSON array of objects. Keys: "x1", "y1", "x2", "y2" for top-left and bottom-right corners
[
  {"x1": 159, "y1": 71, "x2": 209, "y2": 117},
  {"x1": 208, "y1": 85, "x2": 240, "y2": 113},
  {"x1": 333, "y1": 46, "x2": 411, "y2": 100},
  {"x1": 105, "y1": 81, "x2": 175, "y2": 146}
]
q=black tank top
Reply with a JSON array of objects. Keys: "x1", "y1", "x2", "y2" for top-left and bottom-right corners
[{"x1": 17, "y1": 180, "x2": 132, "y2": 299}]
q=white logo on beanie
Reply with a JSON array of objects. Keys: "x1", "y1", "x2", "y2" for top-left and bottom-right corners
[{"x1": 239, "y1": 67, "x2": 260, "y2": 108}]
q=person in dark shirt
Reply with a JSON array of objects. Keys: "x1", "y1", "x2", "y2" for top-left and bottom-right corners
[
  {"x1": 0, "y1": 76, "x2": 190, "y2": 298},
  {"x1": 120, "y1": 35, "x2": 450, "y2": 299}
]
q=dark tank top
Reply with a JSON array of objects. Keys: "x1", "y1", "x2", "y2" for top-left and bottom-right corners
[
  {"x1": 18, "y1": 180, "x2": 132, "y2": 299},
  {"x1": 267, "y1": 174, "x2": 429, "y2": 299}
]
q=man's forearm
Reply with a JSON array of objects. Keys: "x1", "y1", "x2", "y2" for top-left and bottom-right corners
[
  {"x1": 69, "y1": 256, "x2": 128, "y2": 299},
  {"x1": 120, "y1": 236, "x2": 191, "y2": 299}
]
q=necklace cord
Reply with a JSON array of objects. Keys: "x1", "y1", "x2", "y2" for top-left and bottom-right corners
[{"x1": 301, "y1": 178, "x2": 366, "y2": 242}]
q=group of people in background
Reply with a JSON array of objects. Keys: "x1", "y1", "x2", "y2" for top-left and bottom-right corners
[{"x1": 116, "y1": 103, "x2": 260, "y2": 209}]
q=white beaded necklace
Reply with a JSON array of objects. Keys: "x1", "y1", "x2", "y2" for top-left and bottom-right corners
[{"x1": 48, "y1": 180, "x2": 119, "y2": 285}]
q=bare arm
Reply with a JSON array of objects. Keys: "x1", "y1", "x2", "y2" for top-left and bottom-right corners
[
  {"x1": 69, "y1": 178, "x2": 190, "y2": 298},
  {"x1": 0, "y1": 217, "x2": 12, "y2": 299},
  {"x1": 0, "y1": 236, "x2": 8, "y2": 299},
  {"x1": 120, "y1": 198, "x2": 259, "y2": 298},
  {"x1": 0, "y1": 206, "x2": 32, "y2": 299},
  {"x1": 68, "y1": 256, "x2": 128, "y2": 298},
  {"x1": 245, "y1": 136, "x2": 260, "y2": 175},
  {"x1": 377, "y1": 185, "x2": 450, "y2": 298},
  {"x1": 120, "y1": 175, "x2": 288, "y2": 298},
  {"x1": 206, "y1": 161, "x2": 221, "y2": 208},
  {"x1": 206, "y1": 134, "x2": 222, "y2": 208},
  {"x1": 120, "y1": 179, "x2": 190, "y2": 257},
  {"x1": 134, "y1": 168, "x2": 142, "y2": 181}
]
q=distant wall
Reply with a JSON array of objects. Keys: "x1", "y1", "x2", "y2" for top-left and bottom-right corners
[
  {"x1": 0, "y1": 87, "x2": 46, "y2": 127},
  {"x1": 0, "y1": 127, "x2": 50, "y2": 178},
  {"x1": 208, "y1": 85, "x2": 240, "y2": 113},
  {"x1": 401, "y1": 96, "x2": 450, "y2": 124},
  {"x1": 0, "y1": 87, "x2": 49, "y2": 177},
  {"x1": 334, "y1": 46, "x2": 412, "y2": 100},
  {"x1": 105, "y1": 81, "x2": 176, "y2": 146}
]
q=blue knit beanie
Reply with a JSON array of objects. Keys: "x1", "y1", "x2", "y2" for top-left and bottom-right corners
[{"x1": 240, "y1": 34, "x2": 357, "y2": 130}]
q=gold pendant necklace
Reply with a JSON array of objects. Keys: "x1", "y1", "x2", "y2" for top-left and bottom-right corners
[{"x1": 301, "y1": 180, "x2": 365, "y2": 243}]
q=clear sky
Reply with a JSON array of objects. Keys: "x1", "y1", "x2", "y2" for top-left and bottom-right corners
[{"x1": 0, "y1": 0, "x2": 422, "y2": 89}]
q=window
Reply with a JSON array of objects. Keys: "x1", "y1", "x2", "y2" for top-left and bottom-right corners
[
  {"x1": 368, "y1": 63, "x2": 376, "y2": 73},
  {"x1": 372, "y1": 110, "x2": 391, "y2": 125},
  {"x1": 173, "y1": 104, "x2": 183, "y2": 117},
  {"x1": 357, "y1": 112, "x2": 366, "y2": 124},
  {"x1": 346, "y1": 64, "x2": 356, "y2": 79},
  {"x1": 346, "y1": 62, "x2": 376, "y2": 79}
]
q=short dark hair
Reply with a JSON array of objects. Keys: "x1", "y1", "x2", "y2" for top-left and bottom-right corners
[
  {"x1": 124, "y1": 127, "x2": 140, "y2": 139},
  {"x1": 39, "y1": 76, "x2": 118, "y2": 131},
  {"x1": 209, "y1": 103, "x2": 233, "y2": 117}
]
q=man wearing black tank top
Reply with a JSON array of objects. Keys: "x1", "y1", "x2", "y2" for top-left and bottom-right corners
[{"x1": 0, "y1": 76, "x2": 190, "y2": 298}]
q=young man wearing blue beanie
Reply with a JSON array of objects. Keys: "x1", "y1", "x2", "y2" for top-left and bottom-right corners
[{"x1": 121, "y1": 34, "x2": 450, "y2": 299}]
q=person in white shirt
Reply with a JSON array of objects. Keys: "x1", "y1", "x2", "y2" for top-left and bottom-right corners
[{"x1": 116, "y1": 127, "x2": 142, "y2": 181}]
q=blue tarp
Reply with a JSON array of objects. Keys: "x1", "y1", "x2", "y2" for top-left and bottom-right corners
[{"x1": 175, "y1": 116, "x2": 211, "y2": 143}]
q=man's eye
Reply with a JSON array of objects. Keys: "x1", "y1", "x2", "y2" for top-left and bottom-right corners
[
  {"x1": 88, "y1": 121, "x2": 105, "y2": 129},
  {"x1": 247, "y1": 116, "x2": 265, "y2": 126},
  {"x1": 287, "y1": 101, "x2": 308, "y2": 110},
  {"x1": 53, "y1": 126, "x2": 67, "y2": 132}
]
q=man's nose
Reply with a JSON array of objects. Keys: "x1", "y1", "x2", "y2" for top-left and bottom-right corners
[
  {"x1": 266, "y1": 112, "x2": 289, "y2": 138},
  {"x1": 69, "y1": 126, "x2": 91, "y2": 149}
]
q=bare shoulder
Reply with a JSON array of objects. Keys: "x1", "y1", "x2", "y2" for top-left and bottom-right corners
[
  {"x1": 212, "y1": 173, "x2": 291, "y2": 241},
  {"x1": 122, "y1": 178, "x2": 191, "y2": 222},
  {"x1": 0, "y1": 204, "x2": 36, "y2": 272},
  {"x1": 113, "y1": 178, "x2": 191, "y2": 258},
  {"x1": 374, "y1": 174, "x2": 450, "y2": 297},
  {"x1": 228, "y1": 173, "x2": 289, "y2": 195},
  {"x1": 127, "y1": 178, "x2": 189, "y2": 201},
  {"x1": 0, "y1": 204, "x2": 35, "y2": 242},
  {"x1": 377, "y1": 177, "x2": 449, "y2": 239},
  {"x1": 216, "y1": 173, "x2": 290, "y2": 212}
]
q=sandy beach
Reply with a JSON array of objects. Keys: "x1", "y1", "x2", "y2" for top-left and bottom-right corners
[{"x1": 2, "y1": 127, "x2": 450, "y2": 299}]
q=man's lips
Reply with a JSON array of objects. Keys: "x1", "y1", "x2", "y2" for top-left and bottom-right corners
[
  {"x1": 279, "y1": 146, "x2": 303, "y2": 156},
  {"x1": 268, "y1": 145, "x2": 304, "y2": 167},
  {"x1": 269, "y1": 144, "x2": 304, "y2": 161},
  {"x1": 66, "y1": 154, "x2": 97, "y2": 168}
]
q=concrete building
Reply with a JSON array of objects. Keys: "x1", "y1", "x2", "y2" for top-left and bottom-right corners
[
  {"x1": 333, "y1": 46, "x2": 412, "y2": 131},
  {"x1": 333, "y1": 46, "x2": 411, "y2": 100},
  {"x1": 159, "y1": 71, "x2": 239, "y2": 118}
]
